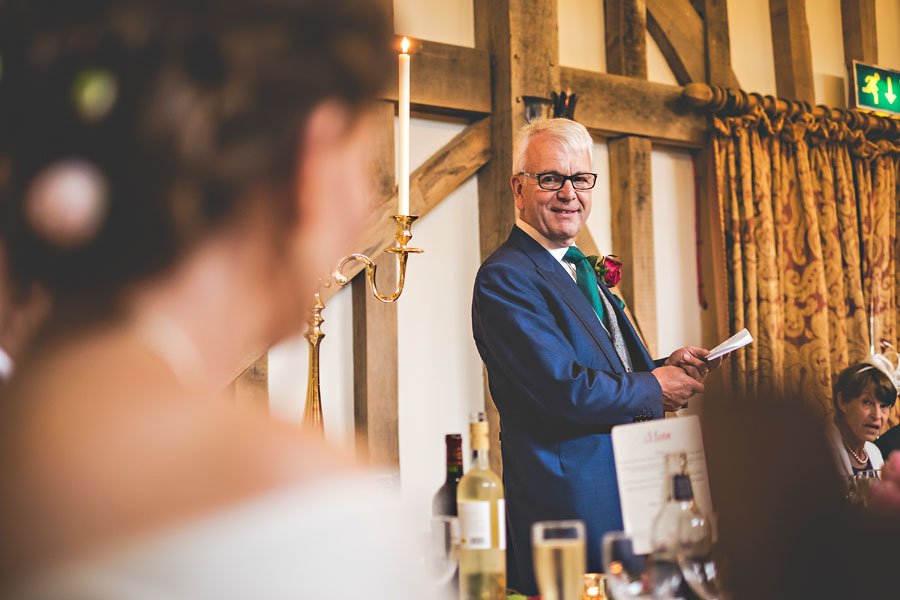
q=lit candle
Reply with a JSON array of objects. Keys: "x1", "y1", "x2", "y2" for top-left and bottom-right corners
[{"x1": 398, "y1": 36, "x2": 410, "y2": 216}]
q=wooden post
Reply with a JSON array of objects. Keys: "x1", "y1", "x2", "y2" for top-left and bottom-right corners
[
  {"x1": 769, "y1": 0, "x2": 815, "y2": 104},
  {"x1": 608, "y1": 136, "x2": 658, "y2": 355},
  {"x1": 606, "y1": 0, "x2": 657, "y2": 356},
  {"x1": 840, "y1": 0, "x2": 878, "y2": 64},
  {"x1": 351, "y1": 98, "x2": 400, "y2": 466},
  {"x1": 474, "y1": 0, "x2": 560, "y2": 474},
  {"x1": 606, "y1": 0, "x2": 647, "y2": 79},
  {"x1": 699, "y1": 0, "x2": 733, "y2": 86}
]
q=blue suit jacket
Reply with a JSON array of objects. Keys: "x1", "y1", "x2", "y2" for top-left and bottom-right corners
[{"x1": 471, "y1": 226, "x2": 664, "y2": 595}]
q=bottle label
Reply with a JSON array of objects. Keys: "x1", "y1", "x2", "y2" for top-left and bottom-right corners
[
  {"x1": 497, "y1": 498, "x2": 506, "y2": 550},
  {"x1": 459, "y1": 501, "x2": 492, "y2": 549}
]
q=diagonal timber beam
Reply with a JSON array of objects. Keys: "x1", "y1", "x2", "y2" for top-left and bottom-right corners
[
  {"x1": 646, "y1": 0, "x2": 739, "y2": 88},
  {"x1": 561, "y1": 68, "x2": 706, "y2": 147},
  {"x1": 321, "y1": 116, "x2": 492, "y2": 304},
  {"x1": 380, "y1": 37, "x2": 491, "y2": 117}
]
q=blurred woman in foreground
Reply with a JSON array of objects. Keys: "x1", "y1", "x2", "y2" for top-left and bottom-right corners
[{"x1": 0, "y1": 1, "x2": 431, "y2": 597}]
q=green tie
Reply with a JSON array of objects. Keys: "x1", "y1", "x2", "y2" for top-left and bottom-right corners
[{"x1": 563, "y1": 246, "x2": 605, "y2": 324}]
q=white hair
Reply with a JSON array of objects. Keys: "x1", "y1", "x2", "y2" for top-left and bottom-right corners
[{"x1": 512, "y1": 118, "x2": 593, "y2": 175}]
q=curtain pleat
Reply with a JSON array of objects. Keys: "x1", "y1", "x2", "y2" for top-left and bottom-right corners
[{"x1": 712, "y1": 108, "x2": 900, "y2": 425}]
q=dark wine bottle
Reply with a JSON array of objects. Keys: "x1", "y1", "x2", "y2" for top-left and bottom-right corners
[{"x1": 432, "y1": 433, "x2": 464, "y2": 516}]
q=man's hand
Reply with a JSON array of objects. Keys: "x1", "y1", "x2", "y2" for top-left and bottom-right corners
[
  {"x1": 664, "y1": 346, "x2": 724, "y2": 382},
  {"x1": 652, "y1": 365, "x2": 704, "y2": 412}
]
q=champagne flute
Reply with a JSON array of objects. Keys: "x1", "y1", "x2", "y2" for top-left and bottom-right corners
[
  {"x1": 601, "y1": 531, "x2": 652, "y2": 600},
  {"x1": 532, "y1": 520, "x2": 587, "y2": 600}
]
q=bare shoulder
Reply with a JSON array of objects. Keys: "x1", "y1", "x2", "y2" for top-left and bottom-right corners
[{"x1": 0, "y1": 333, "x2": 359, "y2": 575}]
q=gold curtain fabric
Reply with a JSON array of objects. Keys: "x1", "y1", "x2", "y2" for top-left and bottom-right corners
[{"x1": 711, "y1": 106, "x2": 900, "y2": 425}]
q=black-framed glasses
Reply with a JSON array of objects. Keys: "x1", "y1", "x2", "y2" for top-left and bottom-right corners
[{"x1": 519, "y1": 171, "x2": 597, "y2": 191}]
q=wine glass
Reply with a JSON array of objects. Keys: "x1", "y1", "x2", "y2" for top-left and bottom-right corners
[
  {"x1": 601, "y1": 531, "x2": 652, "y2": 599},
  {"x1": 848, "y1": 469, "x2": 882, "y2": 506},
  {"x1": 677, "y1": 552, "x2": 726, "y2": 600},
  {"x1": 425, "y1": 515, "x2": 459, "y2": 587},
  {"x1": 531, "y1": 520, "x2": 586, "y2": 600}
]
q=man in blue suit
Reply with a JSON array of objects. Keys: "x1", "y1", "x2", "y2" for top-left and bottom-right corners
[{"x1": 472, "y1": 118, "x2": 718, "y2": 595}]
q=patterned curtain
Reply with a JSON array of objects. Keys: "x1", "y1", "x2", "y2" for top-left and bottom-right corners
[{"x1": 711, "y1": 105, "x2": 900, "y2": 425}]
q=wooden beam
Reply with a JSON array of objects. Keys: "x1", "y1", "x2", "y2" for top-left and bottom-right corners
[
  {"x1": 380, "y1": 37, "x2": 491, "y2": 117},
  {"x1": 321, "y1": 116, "x2": 492, "y2": 305},
  {"x1": 561, "y1": 68, "x2": 706, "y2": 147},
  {"x1": 769, "y1": 0, "x2": 815, "y2": 104},
  {"x1": 474, "y1": 0, "x2": 559, "y2": 261},
  {"x1": 606, "y1": 0, "x2": 648, "y2": 79},
  {"x1": 475, "y1": 0, "x2": 559, "y2": 475},
  {"x1": 647, "y1": 0, "x2": 740, "y2": 88},
  {"x1": 840, "y1": 0, "x2": 878, "y2": 64},
  {"x1": 699, "y1": 0, "x2": 734, "y2": 86},
  {"x1": 606, "y1": 1, "x2": 657, "y2": 356},
  {"x1": 609, "y1": 136, "x2": 658, "y2": 356},
  {"x1": 352, "y1": 254, "x2": 399, "y2": 465},
  {"x1": 351, "y1": 100, "x2": 399, "y2": 466}
]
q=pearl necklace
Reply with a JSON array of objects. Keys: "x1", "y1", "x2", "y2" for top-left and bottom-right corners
[{"x1": 842, "y1": 438, "x2": 869, "y2": 465}]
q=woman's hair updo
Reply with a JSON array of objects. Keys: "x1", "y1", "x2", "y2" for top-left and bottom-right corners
[
  {"x1": 0, "y1": 0, "x2": 393, "y2": 312},
  {"x1": 832, "y1": 361, "x2": 898, "y2": 418}
]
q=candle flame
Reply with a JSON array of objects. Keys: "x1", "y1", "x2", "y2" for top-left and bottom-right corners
[{"x1": 401, "y1": 37, "x2": 410, "y2": 53}]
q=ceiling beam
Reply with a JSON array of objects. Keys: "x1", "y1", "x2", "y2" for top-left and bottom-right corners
[
  {"x1": 380, "y1": 36, "x2": 491, "y2": 117},
  {"x1": 561, "y1": 68, "x2": 706, "y2": 148}
]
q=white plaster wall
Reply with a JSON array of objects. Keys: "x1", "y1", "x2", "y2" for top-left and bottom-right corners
[
  {"x1": 393, "y1": 0, "x2": 474, "y2": 47},
  {"x1": 268, "y1": 287, "x2": 356, "y2": 447},
  {"x1": 395, "y1": 116, "x2": 484, "y2": 520},
  {"x1": 558, "y1": 0, "x2": 606, "y2": 72},
  {"x1": 807, "y1": 0, "x2": 847, "y2": 107},
  {"x1": 727, "y1": 0, "x2": 777, "y2": 96},
  {"x1": 651, "y1": 149, "x2": 703, "y2": 356},
  {"x1": 877, "y1": 0, "x2": 900, "y2": 68}
]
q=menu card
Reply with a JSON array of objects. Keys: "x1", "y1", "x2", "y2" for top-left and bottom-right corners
[
  {"x1": 706, "y1": 328, "x2": 753, "y2": 361},
  {"x1": 611, "y1": 415, "x2": 714, "y2": 554}
]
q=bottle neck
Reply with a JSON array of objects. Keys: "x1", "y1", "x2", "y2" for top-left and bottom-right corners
[
  {"x1": 471, "y1": 447, "x2": 491, "y2": 470},
  {"x1": 444, "y1": 435, "x2": 463, "y2": 483}
]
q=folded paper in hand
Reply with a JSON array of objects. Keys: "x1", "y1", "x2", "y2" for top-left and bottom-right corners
[{"x1": 706, "y1": 328, "x2": 753, "y2": 361}]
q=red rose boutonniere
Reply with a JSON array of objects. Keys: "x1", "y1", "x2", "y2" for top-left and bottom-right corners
[{"x1": 588, "y1": 254, "x2": 623, "y2": 288}]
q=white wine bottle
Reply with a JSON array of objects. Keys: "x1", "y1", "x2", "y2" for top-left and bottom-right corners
[{"x1": 457, "y1": 411, "x2": 506, "y2": 600}]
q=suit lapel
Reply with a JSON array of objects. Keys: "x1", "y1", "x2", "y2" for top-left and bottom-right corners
[{"x1": 509, "y1": 228, "x2": 623, "y2": 371}]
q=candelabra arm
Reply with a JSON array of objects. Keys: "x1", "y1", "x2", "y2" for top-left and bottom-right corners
[{"x1": 332, "y1": 215, "x2": 422, "y2": 304}]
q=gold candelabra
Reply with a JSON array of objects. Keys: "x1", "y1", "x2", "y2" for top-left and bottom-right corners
[{"x1": 302, "y1": 215, "x2": 422, "y2": 434}]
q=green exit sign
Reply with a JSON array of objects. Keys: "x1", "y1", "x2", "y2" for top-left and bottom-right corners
[{"x1": 851, "y1": 60, "x2": 900, "y2": 117}]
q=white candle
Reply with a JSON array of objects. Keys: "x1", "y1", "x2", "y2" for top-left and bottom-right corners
[{"x1": 398, "y1": 37, "x2": 410, "y2": 216}]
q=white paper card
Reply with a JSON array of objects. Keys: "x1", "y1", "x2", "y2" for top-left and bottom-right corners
[
  {"x1": 611, "y1": 415, "x2": 714, "y2": 555},
  {"x1": 706, "y1": 328, "x2": 753, "y2": 361}
]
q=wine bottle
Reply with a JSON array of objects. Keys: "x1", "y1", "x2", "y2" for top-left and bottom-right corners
[
  {"x1": 457, "y1": 412, "x2": 506, "y2": 600},
  {"x1": 434, "y1": 434, "x2": 464, "y2": 516}
]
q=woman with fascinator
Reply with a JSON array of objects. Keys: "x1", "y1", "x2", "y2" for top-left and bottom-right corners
[{"x1": 828, "y1": 349, "x2": 900, "y2": 477}]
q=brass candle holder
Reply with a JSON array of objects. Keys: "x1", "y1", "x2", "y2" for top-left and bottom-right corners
[{"x1": 302, "y1": 215, "x2": 422, "y2": 433}]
